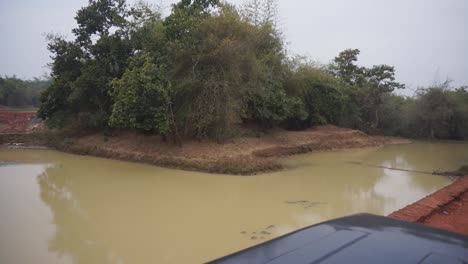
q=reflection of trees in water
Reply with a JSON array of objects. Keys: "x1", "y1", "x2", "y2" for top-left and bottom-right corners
[
  {"x1": 345, "y1": 145, "x2": 454, "y2": 215},
  {"x1": 38, "y1": 165, "x2": 122, "y2": 264},
  {"x1": 341, "y1": 172, "x2": 387, "y2": 215},
  {"x1": 335, "y1": 153, "x2": 430, "y2": 215},
  {"x1": 370, "y1": 149, "x2": 452, "y2": 194},
  {"x1": 363, "y1": 143, "x2": 468, "y2": 173},
  {"x1": 274, "y1": 145, "x2": 457, "y2": 237}
]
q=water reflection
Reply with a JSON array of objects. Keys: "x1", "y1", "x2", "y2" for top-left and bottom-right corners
[
  {"x1": 361, "y1": 141, "x2": 468, "y2": 172},
  {"x1": 39, "y1": 166, "x2": 120, "y2": 264},
  {"x1": 0, "y1": 142, "x2": 463, "y2": 263}
]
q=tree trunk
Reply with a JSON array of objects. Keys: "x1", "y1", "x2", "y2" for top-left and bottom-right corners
[
  {"x1": 169, "y1": 103, "x2": 182, "y2": 147},
  {"x1": 374, "y1": 109, "x2": 379, "y2": 129}
]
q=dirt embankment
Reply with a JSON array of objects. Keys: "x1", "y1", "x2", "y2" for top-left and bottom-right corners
[
  {"x1": 43, "y1": 126, "x2": 407, "y2": 175},
  {"x1": 389, "y1": 176, "x2": 468, "y2": 235},
  {"x1": 0, "y1": 110, "x2": 408, "y2": 175},
  {"x1": 0, "y1": 111, "x2": 44, "y2": 134},
  {"x1": 2, "y1": 109, "x2": 462, "y2": 177}
]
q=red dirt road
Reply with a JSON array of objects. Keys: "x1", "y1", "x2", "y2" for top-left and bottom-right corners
[{"x1": 390, "y1": 176, "x2": 468, "y2": 236}]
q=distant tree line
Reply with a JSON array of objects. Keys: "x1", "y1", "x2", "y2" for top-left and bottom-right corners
[
  {"x1": 377, "y1": 83, "x2": 468, "y2": 140},
  {"x1": 37, "y1": 0, "x2": 468, "y2": 141},
  {"x1": 0, "y1": 76, "x2": 51, "y2": 108}
]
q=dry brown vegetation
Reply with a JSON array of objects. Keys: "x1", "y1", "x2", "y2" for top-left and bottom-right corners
[{"x1": 51, "y1": 125, "x2": 408, "y2": 175}]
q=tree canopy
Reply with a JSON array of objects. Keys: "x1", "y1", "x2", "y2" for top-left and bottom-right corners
[{"x1": 37, "y1": 0, "x2": 468, "y2": 141}]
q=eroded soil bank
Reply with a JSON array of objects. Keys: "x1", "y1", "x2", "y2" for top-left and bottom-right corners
[
  {"x1": 389, "y1": 176, "x2": 468, "y2": 235},
  {"x1": 1, "y1": 123, "x2": 409, "y2": 175},
  {"x1": 1, "y1": 110, "x2": 411, "y2": 174}
]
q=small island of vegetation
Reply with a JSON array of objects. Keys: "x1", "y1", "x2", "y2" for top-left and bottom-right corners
[{"x1": 2, "y1": 0, "x2": 467, "y2": 174}]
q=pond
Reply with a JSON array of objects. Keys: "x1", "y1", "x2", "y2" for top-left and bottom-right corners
[{"x1": 0, "y1": 142, "x2": 467, "y2": 263}]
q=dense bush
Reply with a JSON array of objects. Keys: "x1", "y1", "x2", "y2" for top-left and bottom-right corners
[
  {"x1": 403, "y1": 85, "x2": 468, "y2": 139},
  {"x1": 284, "y1": 63, "x2": 345, "y2": 129},
  {"x1": 109, "y1": 54, "x2": 171, "y2": 134},
  {"x1": 368, "y1": 83, "x2": 468, "y2": 140}
]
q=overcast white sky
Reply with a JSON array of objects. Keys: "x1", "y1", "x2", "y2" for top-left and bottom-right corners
[{"x1": 0, "y1": 0, "x2": 467, "y2": 93}]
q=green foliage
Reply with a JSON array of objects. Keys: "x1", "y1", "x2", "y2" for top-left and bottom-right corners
[
  {"x1": 167, "y1": 3, "x2": 286, "y2": 139},
  {"x1": 46, "y1": 35, "x2": 84, "y2": 81},
  {"x1": 329, "y1": 49, "x2": 364, "y2": 86},
  {"x1": 0, "y1": 76, "x2": 51, "y2": 108},
  {"x1": 373, "y1": 93, "x2": 407, "y2": 136},
  {"x1": 38, "y1": 80, "x2": 70, "y2": 128},
  {"x1": 72, "y1": 0, "x2": 128, "y2": 46},
  {"x1": 284, "y1": 63, "x2": 345, "y2": 129},
  {"x1": 403, "y1": 84, "x2": 468, "y2": 139},
  {"x1": 37, "y1": 0, "x2": 467, "y2": 142},
  {"x1": 39, "y1": 0, "x2": 137, "y2": 130},
  {"x1": 40, "y1": 0, "x2": 290, "y2": 140},
  {"x1": 164, "y1": 0, "x2": 219, "y2": 42},
  {"x1": 247, "y1": 86, "x2": 301, "y2": 128},
  {"x1": 110, "y1": 54, "x2": 170, "y2": 134},
  {"x1": 371, "y1": 82, "x2": 468, "y2": 140},
  {"x1": 330, "y1": 48, "x2": 405, "y2": 132}
]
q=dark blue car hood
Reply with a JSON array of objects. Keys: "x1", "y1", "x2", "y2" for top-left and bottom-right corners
[{"x1": 209, "y1": 214, "x2": 468, "y2": 264}]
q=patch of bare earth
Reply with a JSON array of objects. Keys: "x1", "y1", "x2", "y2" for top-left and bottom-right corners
[
  {"x1": 389, "y1": 176, "x2": 468, "y2": 236},
  {"x1": 422, "y1": 191, "x2": 468, "y2": 235},
  {"x1": 0, "y1": 111, "x2": 44, "y2": 134}
]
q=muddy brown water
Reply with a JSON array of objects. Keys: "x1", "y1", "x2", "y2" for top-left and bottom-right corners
[{"x1": 0, "y1": 141, "x2": 467, "y2": 263}]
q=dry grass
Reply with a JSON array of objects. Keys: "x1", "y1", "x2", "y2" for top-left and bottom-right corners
[
  {"x1": 51, "y1": 125, "x2": 408, "y2": 175},
  {"x1": 1, "y1": 125, "x2": 410, "y2": 175}
]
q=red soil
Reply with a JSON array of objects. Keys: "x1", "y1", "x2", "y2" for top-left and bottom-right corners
[
  {"x1": 421, "y1": 190, "x2": 468, "y2": 235},
  {"x1": 389, "y1": 176, "x2": 468, "y2": 235},
  {"x1": 0, "y1": 111, "x2": 44, "y2": 134}
]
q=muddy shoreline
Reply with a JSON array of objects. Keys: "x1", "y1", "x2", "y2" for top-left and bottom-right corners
[{"x1": 0, "y1": 125, "x2": 409, "y2": 175}]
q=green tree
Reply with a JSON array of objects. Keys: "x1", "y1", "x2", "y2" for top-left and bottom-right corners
[
  {"x1": 329, "y1": 49, "x2": 364, "y2": 86},
  {"x1": 166, "y1": 3, "x2": 287, "y2": 139},
  {"x1": 39, "y1": 0, "x2": 137, "y2": 129},
  {"x1": 164, "y1": 0, "x2": 219, "y2": 41},
  {"x1": 72, "y1": 0, "x2": 128, "y2": 47},
  {"x1": 330, "y1": 49, "x2": 405, "y2": 131},
  {"x1": 110, "y1": 54, "x2": 170, "y2": 134}
]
